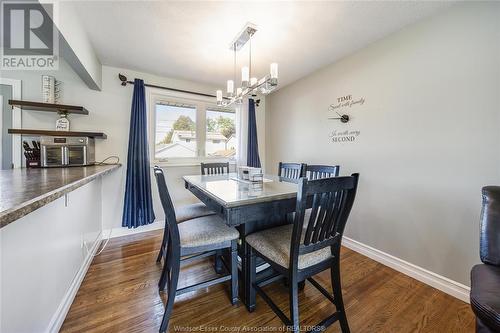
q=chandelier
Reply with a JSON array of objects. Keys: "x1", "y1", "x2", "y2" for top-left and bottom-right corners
[{"x1": 216, "y1": 23, "x2": 278, "y2": 107}]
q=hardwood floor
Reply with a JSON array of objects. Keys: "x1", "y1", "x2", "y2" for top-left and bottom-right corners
[{"x1": 61, "y1": 230, "x2": 475, "y2": 333}]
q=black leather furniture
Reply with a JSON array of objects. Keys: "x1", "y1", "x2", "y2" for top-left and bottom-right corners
[{"x1": 471, "y1": 186, "x2": 500, "y2": 332}]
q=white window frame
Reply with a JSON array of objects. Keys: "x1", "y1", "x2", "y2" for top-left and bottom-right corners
[{"x1": 147, "y1": 88, "x2": 236, "y2": 166}]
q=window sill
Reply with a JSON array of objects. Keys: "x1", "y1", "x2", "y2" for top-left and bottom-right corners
[{"x1": 152, "y1": 159, "x2": 237, "y2": 168}]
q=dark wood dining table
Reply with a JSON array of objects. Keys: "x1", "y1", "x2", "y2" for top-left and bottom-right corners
[{"x1": 183, "y1": 173, "x2": 299, "y2": 310}]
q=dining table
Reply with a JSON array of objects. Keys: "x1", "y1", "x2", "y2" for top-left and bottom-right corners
[{"x1": 183, "y1": 173, "x2": 300, "y2": 310}]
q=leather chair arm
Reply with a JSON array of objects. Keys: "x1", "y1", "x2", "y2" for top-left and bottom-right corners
[{"x1": 480, "y1": 186, "x2": 500, "y2": 266}]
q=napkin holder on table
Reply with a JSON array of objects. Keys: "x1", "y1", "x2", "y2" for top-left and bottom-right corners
[{"x1": 237, "y1": 166, "x2": 263, "y2": 182}]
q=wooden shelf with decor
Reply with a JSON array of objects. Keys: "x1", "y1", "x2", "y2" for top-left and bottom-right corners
[
  {"x1": 8, "y1": 129, "x2": 107, "y2": 139},
  {"x1": 8, "y1": 100, "x2": 89, "y2": 115}
]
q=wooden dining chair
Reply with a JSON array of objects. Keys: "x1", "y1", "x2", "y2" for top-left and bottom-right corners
[
  {"x1": 154, "y1": 167, "x2": 216, "y2": 264},
  {"x1": 306, "y1": 164, "x2": 340, "y2": 180},
  {"x1": 278, "y1": 162, "x2": 306, "y2": 181},
  {"x1": 246, "y1": 174, "x2": 359, "y2": 333},
  {"x1": 153, "y1": 167, "x2": 239, "y2": 333},
  {"x1": 201, "y1": 162, "x2": 230, "y2": 175}
]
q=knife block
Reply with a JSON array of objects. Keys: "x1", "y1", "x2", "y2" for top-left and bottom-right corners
[
  {"x1": 23, "y1": 146, "x2": 41, "y2": 168},
  {"x1": 25, "y1": 157, "x2": 41, "y2": 168}
]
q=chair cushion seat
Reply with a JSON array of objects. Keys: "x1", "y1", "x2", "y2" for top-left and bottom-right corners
[
  {"x1": 246, "y1": 224, "x2": 332, "y2": 269},
  {"x1": 179, "y1": 215, "x2": 239, "y2": 248},
  {"x1": 175, "y1": 203, "x2": 215, "y2": 223},
  {"x1": 471, "y1": 264, "x2": 500, "y2": 332}
]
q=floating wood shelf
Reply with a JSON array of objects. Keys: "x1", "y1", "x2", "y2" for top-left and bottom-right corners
[
  {"x1": 8, "y1": 100, "x2": 89, "y2": 115},
  {"x1": 8, "y1": 129, "x2": 107, "y2": 139}
]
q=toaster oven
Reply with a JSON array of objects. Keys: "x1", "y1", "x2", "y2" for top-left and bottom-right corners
[{"x1": 40, "y1": 136, "x2": 95, "y2": 167}]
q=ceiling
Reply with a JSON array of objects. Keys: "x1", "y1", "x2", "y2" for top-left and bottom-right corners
[{"x1": 73, "y1": 1, "x2": 454, "y2": 90}]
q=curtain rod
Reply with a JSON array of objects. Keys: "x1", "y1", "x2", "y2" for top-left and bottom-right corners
[{"x1": 118, "y1": 73, "x2": 228, "y2": 100}]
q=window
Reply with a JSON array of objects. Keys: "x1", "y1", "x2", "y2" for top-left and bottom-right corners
[
  {"x1": 206, "y1": 108, "x2": 236, "y2": 158},
  {"x1": 154, "y1": 102, "x2": 197, "y2": 159},
  {"x1": 151, "y1": 93, "x2": 236, "y2": 163}
]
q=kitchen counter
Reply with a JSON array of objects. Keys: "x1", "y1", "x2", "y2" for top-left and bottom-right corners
[{"x1": 0, "y1": 164, "x2": 121, "y2": 229}]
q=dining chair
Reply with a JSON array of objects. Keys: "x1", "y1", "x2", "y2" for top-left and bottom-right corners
[
  {"x1": 278, "y1": 162, "x2": 307, "y2": 181},
  {"x1": 154, "y1": 167, "x2": 216, "y2": 264},
  {"x1": 201, "y1": 162, "x2": 230, "y2": 175},
  {"x1": 153, "y1": 167, "x2": 239, "y2": 333},
  {"x1": 470, "y1": 186, "x2": 500, "y2": 333},
  {"x1": 306, "y1": 164, "x2": 340, "y2": 180},
  {"x1": 200, "y1": 162, "x2": 231, "y2": 271},
  {"x1": 246, "y1": 174, "x2": 359, "y2": 333}
]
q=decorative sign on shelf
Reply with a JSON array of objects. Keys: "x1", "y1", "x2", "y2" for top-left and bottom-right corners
[{"x1": 328, "y1": 94, "x2": 365, "y2": 144}]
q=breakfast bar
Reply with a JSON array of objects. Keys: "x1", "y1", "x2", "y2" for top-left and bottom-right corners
[
  {"x1": 0, "y1": 164, "x2": 120, "y2": 228},
  {"x1": 0, "y1": 164, "x2": 120, "y2": 333}
]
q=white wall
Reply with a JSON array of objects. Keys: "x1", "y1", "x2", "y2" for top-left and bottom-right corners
[
  {"x1": 1, "y1": 60, "x2": 266, "y2": 231},
  {"x1": 266, "y1": 2, "x2": 500, "y2": 286},
  {"x1": 42, "y1": 1, "x2": 103, "y2": 90}
]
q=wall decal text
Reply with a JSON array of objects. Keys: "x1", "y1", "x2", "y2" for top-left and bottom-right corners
[
  {"x1": 329, "y1": 95, "x2": 365, "y2": 111},
  {"x1": 329, "y1": 129, "x2": 361, "y2": 143}
]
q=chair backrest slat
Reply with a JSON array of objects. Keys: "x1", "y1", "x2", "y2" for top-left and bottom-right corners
[
  {"x1": 318, "y1": 191, "x2": 338, "y2": 242},
  {"x1": 153, "y1": 166, "x2": 181, "y2": 250},
  {"x1": 291, "y1": 174, "x2": 359, "y2": 264},
  {"x1": 311, "y1": 192, "x2": 330, "y2": 244},
  {"x1": 201, "y1": 162, "x2": 229, "y2": 176},
  {"x1": 306, "y1": 165, "x2": 340, "y2": 181},
  {"x1": 303, "y1": 193, "x2": 319, "y2": 244},
  {"x1": 278, "y1": 162, "x2": 306, "y2": 181}
]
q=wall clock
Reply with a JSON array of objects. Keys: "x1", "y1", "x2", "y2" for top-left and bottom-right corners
[
  {"x1": 328, "y1": 94, "x2": 365, "y2": 143},
  {"x1": 328, "y1": 112, "x2": 349, "y2": 123}
]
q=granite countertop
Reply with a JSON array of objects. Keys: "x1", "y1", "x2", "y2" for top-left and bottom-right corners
[{"x1": 0, "y1": 164, "x2": 121, "y2": 229}]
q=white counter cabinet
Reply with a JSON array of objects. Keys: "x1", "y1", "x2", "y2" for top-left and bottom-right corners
[{"x1": 1, "y1": 177, "x2": 104, "y2": 333}]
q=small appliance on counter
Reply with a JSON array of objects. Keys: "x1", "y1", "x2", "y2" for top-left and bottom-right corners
[
  {"x1": 23, "y1": 140, "x2": 41, "y2": 168},
  {"x1": 40, "y1": 136, "x2": 95, "y2": 167}
]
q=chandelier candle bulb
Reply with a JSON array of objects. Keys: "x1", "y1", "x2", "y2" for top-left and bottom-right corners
[
  {"x1": 216, "y1": 90, "x2": 223, "y2": 105},
  {"x1": 236, "y1": 87, "x2": 242, "y2": 96},
  {"x1": 241, "y1": 66, "x2": 249, "y2": 87},
  {"x1": 270, "y1": 63, "x2": 278, "y2": 79},
  {"x1": 250, "y1": 77, "x2": 257, "y2": 86},
  {"x1": 227, "y1": 80, "x2": 234, "y2": 96}
]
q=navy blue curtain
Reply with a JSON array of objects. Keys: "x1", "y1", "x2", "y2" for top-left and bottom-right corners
[
  {"x1": 122, "y1": 79, "x2": 155, "y2": 228},
  {"x1": 247, "y1": 98, "x2": 261, "y2": 168}
]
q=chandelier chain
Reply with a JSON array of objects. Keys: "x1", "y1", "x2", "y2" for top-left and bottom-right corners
[
  {"x1": 233, "y1": 43, "x2": 236, "y2": 85},
  {"x1": 249, "y1": 32, "x2": 252, "y2": 79}
]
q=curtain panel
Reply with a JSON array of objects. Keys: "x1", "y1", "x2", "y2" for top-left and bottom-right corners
[
  {"x1": 246, "y1": 98, "x2": 261, "y2": 168},
  {"x1": 122, "y1": 79, "x2": 155, "y2": 228}
]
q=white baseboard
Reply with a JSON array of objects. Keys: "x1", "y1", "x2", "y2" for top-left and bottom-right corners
[
  {"x1": 103, "y1": 220, "x2": 164, "y2": 239},
  {"x1": 46, "y1": 232, "x2": 102, "y2": 333},
  {"x1": 342, "y1": 236, "x2": 470, "y2": 303}
]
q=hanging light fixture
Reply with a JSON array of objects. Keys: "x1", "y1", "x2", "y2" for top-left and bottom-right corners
[{"x1": 216, "y1": 23, "x2": 278, "y2": 107}]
